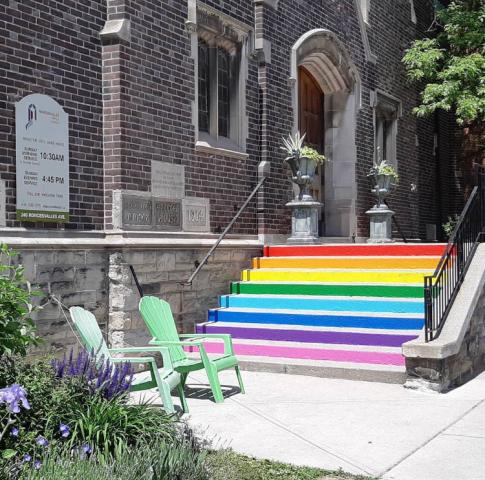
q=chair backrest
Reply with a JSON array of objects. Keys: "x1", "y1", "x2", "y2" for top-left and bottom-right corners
[
  {"x1": 69, "y1": 306, "x2": 111, "y2": 361},
  {"x1": 139, "y1": 296, "x2": 186, "y2": 363}
]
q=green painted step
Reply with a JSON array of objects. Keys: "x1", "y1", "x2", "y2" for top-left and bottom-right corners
[{"x1": 230, "y1": 282, "x2": 424, "y2": 299}]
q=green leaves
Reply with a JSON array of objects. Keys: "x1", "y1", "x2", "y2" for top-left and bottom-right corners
[
  {"x1": 0, "y1": 244, "x2": 41, "y2": 357},
  {"x1": 403, "y1": 1, "x2": 485, "y2": 125}
]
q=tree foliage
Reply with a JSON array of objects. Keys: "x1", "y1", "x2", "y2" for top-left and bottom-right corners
[
  {"x1": 403, "y1": 1, "x2": 485, "y2": 125},
  {"x1": 0, "y1": 245, "x2": 40, "y2": 357}
]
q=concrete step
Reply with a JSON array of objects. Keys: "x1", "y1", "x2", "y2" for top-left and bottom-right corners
[
  {"x1": 231, "y1": 281, "x2": 425, "y2": 298},
  {"x1": 207, "y1": 307, "x2": 424, "y2": 330},
  {"x1": 253, "y1": 256, "x2": 441, "y2": 270},
  {"x1": 219, "y1": 294, "x2": 424, "y2": 314},
  {"x1": 264, "y1": 244, "x2": 446, "y2": 258},
  {"x1": 197, "y1": 321, "x2": 420, "y2": 347},
  {"x1": 241, "y1": 268, "x2": 434, "y2": 284},
  {"x1": 236, "y1": 356, "x2": 406, "y2": 384}
]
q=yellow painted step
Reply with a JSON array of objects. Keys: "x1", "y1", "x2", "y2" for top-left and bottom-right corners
[
  {"x1": 241, "y1": 269, "x2": 433, "y2": 284},
  {"x1": 253, "y1": 256, "x2": 441, "y2": 270}
]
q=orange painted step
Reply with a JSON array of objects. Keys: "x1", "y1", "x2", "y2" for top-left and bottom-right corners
[{"x1": 264, "y1": 244, "x2": 446, "y2": 258}]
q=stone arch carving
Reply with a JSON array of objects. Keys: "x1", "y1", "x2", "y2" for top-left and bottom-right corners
[{"x1": 290, "y1": 29, "x2": 361, "y2": 238}]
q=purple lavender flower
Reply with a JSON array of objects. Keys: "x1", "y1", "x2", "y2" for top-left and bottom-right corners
[
  {"x1": 0, "y1": 384, "x2": 30, "y2": 413},
  {"x1": 36, "y1": 436, "x2": 48, "y2": 447},
  {"x1": 33, "y1": 460, "x2": 41, "y2": 470},
  {"x1": 10, "y1": 427, "x2": 19, "y2": 437},
  {"x1": 22, "y1": 454, "x2": 31, "y2": 463},
  {"x1": 52, "y1": 348, "x2": 134, "y2": 399},
  {"x1": 59, "y1": 423, "x2": 70, "y2": 438}
]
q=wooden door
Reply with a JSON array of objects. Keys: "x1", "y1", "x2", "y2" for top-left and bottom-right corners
[{"x1": 298, "y1": 66, "x2": 325, "y2": 233}]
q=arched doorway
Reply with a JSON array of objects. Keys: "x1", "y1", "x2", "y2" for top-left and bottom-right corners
[
  {"x1": 298, "y1": 66, "x2": 325, "y2": 234},
  {"x1": 290, "y1": 29, "x2": 361, "y2": 238}
]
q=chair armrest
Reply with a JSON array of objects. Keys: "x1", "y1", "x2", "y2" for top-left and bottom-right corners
[
  {"x1": 149, "y1": 339, "x2": 210, "y2": 363},
  {"x1": 109, "y1": 346, "x2": 174, "y2": 369},
  {"x1": 179, "y1": 334, "x2": 234, "y2": 355},
  {"x1": 110, "y1": 356, "x2": 156, "y2": 364}
]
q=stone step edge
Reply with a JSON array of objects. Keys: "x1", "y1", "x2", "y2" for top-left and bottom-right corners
[
  {"x1": 210, "y1": 307, "x2": 424, "y2": 319},
  {"x1": 221, "y1": 294, "x2": 424, "y2": 303},
  {"x1": 237, "y1": 356, "x2": 406, "y2": 384},
  {"x1": 196, "y1": 321, "x2": 422, "y2": 336},
  {"x1": 194, "y1": 337, "x2": 403, "y2": 353}
]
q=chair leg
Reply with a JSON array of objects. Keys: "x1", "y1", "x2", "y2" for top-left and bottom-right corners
[
  {"x1": 151, "y1": 365, "x2": 175, "y2": 414},
  {"x1": 207, "y1": 366, "x2": 224, "y2": 403},
  {"x1": 235, "y1": 365, "x2": 245, "y2": 394},
  {"x1": 177, "y1": 383, "x2": 189, "y2": 414}
]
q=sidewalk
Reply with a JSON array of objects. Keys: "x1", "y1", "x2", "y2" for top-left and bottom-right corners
[{"x1": 173, "y1": 369, "x2": 485, "y2": 480}]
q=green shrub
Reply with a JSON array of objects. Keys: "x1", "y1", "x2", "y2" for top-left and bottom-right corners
[
  {"x1": 0, "y1": 244, "x2": 41, "y2": 357},
  {"x1": 68, "y1": 395, "x2": 175, "y2": 461},
  {"x1": 10, "y1": 432, "x2": 209, "y2": 480}
]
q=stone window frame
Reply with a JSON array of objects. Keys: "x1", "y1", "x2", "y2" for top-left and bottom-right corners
[
  {"x1": 371, "y1": 91, "x2": 402, "y2": 168},
  {"x1": 187, "y1": 1, "x2": 251, "y2": 160}
]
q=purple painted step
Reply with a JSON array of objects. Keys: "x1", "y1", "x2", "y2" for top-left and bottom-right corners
[{"x1": 196, "y1": 323, "x2": 418, "y2": 347}]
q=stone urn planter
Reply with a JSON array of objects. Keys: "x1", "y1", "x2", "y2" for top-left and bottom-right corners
[
  {"x1": 366, "y1": 157, "x2": 399, "y2": 243},
  {"x1": 281, "y1": 132, "x2": 326, "y2": 244}
]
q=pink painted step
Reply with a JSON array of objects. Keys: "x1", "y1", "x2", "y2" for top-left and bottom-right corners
[{"x1": 185, "y1": 342, "x2": 405, "y2": 366}]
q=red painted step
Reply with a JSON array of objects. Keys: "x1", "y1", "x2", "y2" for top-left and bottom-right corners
[{"x1": 264, "y1": 244, "x2": 446, "y2": 258}]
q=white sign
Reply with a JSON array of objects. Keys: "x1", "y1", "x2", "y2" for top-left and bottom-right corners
[
  {"x1": 0, "y1": 180, "x2": 5, "y2": 227},
  {"x1": 151, "y1": 161, "x2": 185, "y2": 199},
  {"x1": 15, "y1": 94, "x2": 69, "y2": 222}
]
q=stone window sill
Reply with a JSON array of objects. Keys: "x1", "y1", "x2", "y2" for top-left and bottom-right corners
[{"x1": 195, "y1": 134, "x2": 248, "y2": 160}]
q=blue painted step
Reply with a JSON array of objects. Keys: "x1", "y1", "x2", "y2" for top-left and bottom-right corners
[
  {"x1": 208, "y1": 308, "x2": 425, "y2": 330},
  {"x1": 219, "y1": 294, "x2": 424, "y2": 314}
]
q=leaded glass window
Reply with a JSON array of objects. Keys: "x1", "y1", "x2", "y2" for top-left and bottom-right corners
[{"x1": 198, "y1": 39, "x2": 210, "y2": 133}]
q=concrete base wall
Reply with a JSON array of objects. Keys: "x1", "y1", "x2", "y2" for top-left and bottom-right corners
[
  {"x1": 404, "y1": 244, "x2": 485, "y2": 392},
  {"x1": 4, "y1": 232, "x2": 261, "y2": 356}
]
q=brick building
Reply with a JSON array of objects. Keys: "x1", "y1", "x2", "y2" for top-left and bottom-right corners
[{"x1": 0, "y1": 0, "x2": 461, "y2": 353}]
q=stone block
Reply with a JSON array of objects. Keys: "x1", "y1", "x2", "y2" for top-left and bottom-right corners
[
  {"x1": 54, "y1": 251, "x2": 86, "y2": 266},
  {"x1": 153, "y1": 199, "x2": 182, "y2": 231},
  {"x1": 37, "y1": 266, "x2": 76, "y2": 283},
  {"x1": 182, "y1": 197, "x2": 210, "y2": 232},
  {"x1": 156, "y1": 252, "x2": 176, "y2": 271},
  {"x1": 151, "y1": 161, "x2": 185, "y2": 199}
]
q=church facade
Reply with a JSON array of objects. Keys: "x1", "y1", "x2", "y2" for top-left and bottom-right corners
[{"x1": 0, "y1": 0, "x2": 461, "y2": 353}]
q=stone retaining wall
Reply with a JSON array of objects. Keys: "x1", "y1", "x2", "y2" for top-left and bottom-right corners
[{"x1": 7, "y1": 236, "x2": 260, "y2": 356}]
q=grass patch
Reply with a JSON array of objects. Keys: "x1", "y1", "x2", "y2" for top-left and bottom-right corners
[{"x1": 206, "y1": 450, "x2": 376, "y2": 480}]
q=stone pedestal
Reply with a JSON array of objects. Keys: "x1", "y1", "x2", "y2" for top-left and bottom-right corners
[
  {"x1": 366, "y1": 204, "x2": 394, "y2": 243},
  {"x1": 286, "y1": 200, "x2": 322, "y2": 245}
]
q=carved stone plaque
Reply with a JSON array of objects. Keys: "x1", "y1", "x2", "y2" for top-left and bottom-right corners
[
  {"x1": 182, "y1": 197, "x2": 210, "y2": 232},
  {"x1": 121, "y1": 195, "x2": 152, "y2": 229},
  {"x1": 0, "y1": 180, "x2": 6, "y2": 227},
  {"x1": 153, "y1": 199, "x2": 182, "y2": 231},
  {"x1": 151, "y1": 161, "x2": 185, "y2": 199}
]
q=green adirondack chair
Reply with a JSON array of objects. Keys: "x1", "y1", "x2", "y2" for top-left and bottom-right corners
[
  {"x1": 69, "y1": 306, "x2": 186, "y2": 414},
  {"x1": 139, "y1": 296, "x2": 245, "y2": 406}
]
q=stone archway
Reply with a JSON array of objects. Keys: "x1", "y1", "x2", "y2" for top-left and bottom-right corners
[{"x1": 290, "y1": 29, "x2": 361, "y2": 238}]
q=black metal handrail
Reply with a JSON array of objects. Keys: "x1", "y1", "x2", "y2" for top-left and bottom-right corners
[
  {"x1": 179, "y1": 176, "x2": 267, "y2": 287},
  {"x1": 424, "y1": 167, "x2": 485, "y2": 342}
]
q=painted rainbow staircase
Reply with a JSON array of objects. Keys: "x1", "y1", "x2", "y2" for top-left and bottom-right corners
[{"x1": 195, "y1": 243, "x2": 446, "y2": 383}]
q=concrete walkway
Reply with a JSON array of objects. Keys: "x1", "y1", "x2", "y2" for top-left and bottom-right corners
[{"x1": 155, "y1": 369, "x2": 485, "y2": 480}]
